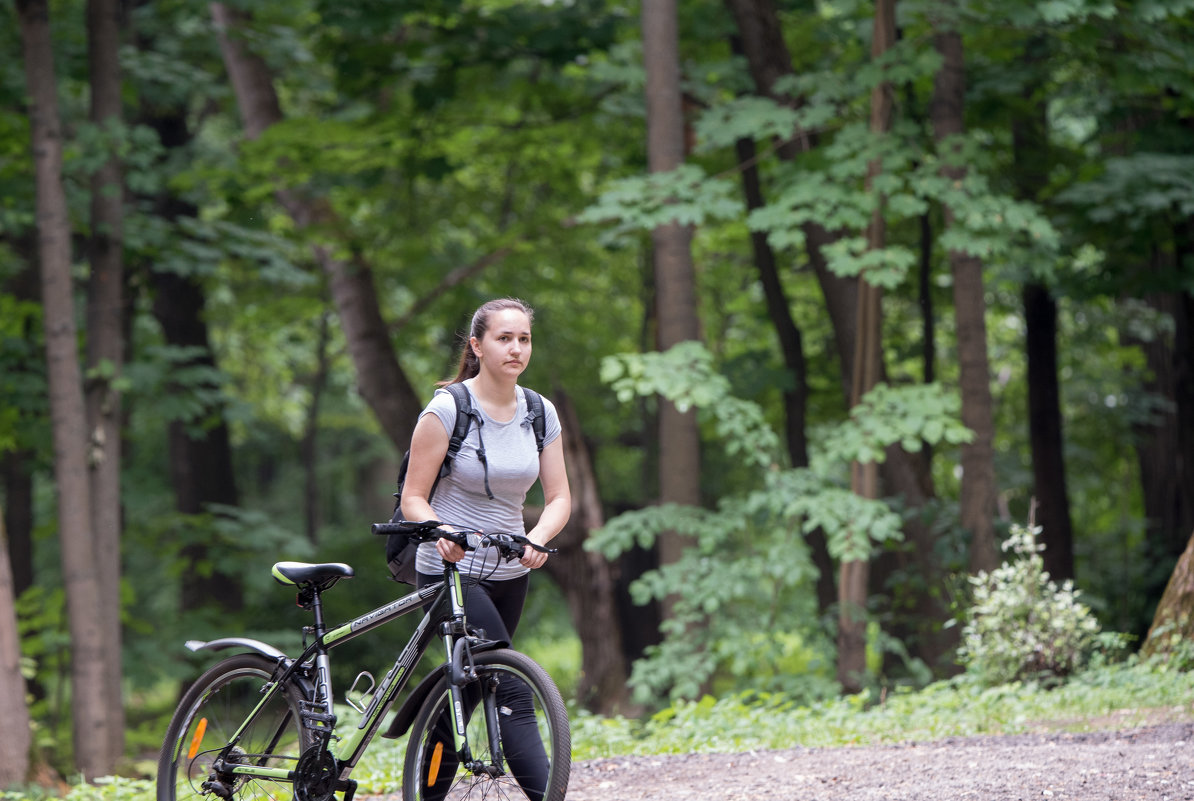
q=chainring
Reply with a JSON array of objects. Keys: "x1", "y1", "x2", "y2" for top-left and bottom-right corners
[{"x1": 294, "y1": 745, "x2": 338, "y2": 801}]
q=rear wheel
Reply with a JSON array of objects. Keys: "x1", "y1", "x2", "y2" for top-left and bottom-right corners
[
  {"x1": 403, "y1": 649, "x2": 570, "y2": 801},
  {"x1": 157, "y1": 653, "x2": 314, "y2": 801}
]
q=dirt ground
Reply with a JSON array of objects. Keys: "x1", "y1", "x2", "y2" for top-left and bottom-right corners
[
  {"x1": 563, "y1": 723, "x2": 1194, "y2": 801},
  {"x1": 360, "y1": 721, "x2": 1194, "y2": 800}
]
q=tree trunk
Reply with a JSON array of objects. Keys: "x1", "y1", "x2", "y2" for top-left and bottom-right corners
[
  {"x1": 727, "y1": 0, "x2": 956, "y2": 677},
  {"x1": 538, "y1": 392, "x2": 631, "y2": 714},
  {"x1": 840, "y1": 277, "x2": 883, "y2": 693},
  {"x1": 929, "y1": 16, "x2": 999, "y2": 574},
  {"x1": 131, "y1": 78, "x2": 248, "y2": 616},
  {"x1": 642, "y1": 0, "x2": 702, "y2": 586},
  {"x1": 839, "y1": 0, "x2": 896, "y2": 694},
  {"x1": 1007, "y1": 34, "x2": 1074, "y2": 580},
  {"x1": 0, "y1": 509, "x2": 31, "y2": 786},
  {"x1": 1023, "y1": 282, "x2": 1073, "y2": 576},
  {"x1": 1, "y1": 252, "x2": 38, "y2": 600},
  {"x1": 1, "y1": 256, "x2": 42, "y2": 706},
  {"x1": 1, "y1": 450, "x2": 34, "y2": 598},
  {"x1": 1010, "y1": 34, "x2": 1074, "y2": 580},
  {"x1": 85, "y1": 0, "x2": 126, "y2": 765},
  {"x1": 1143, "y1": 529, "x2": 1194, "y2": 659},
  {"x1": 151, "y1": 270, "x2": 245, "y2": 614},
  {"x1": 301, "y1": 311, "x2": 332, "y2": 543},
  {"x1": 733, "y1": 127, "x2": 835, "y2": 614},
  {"x1": 722, "y1": 0, "x2": 858, "y2": 394},
  {"x1": 210, "y1": 2, "x2": 423, "y2": 454},
  {"x1": 1129, "y1": 277, "x2": 1194, "y2": 621},
  {"x1": 16, "y1": 0, "x2": 114, "y2": 777}
]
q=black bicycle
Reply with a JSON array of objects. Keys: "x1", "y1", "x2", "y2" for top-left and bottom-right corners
[{"x1": 156, "y1": 520, "x2": 571, "y2": 801}]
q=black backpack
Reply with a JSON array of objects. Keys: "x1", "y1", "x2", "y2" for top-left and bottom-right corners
[{"x1": 385, "y1": 384, "x2": 547, "y2": 583}]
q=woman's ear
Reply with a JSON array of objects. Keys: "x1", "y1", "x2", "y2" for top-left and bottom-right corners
[{"x1": 470, "y1": 336, "x2": 482, "y2": 359}]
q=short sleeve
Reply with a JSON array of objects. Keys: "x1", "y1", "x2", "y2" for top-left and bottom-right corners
[
  {"x1": 537, "y1": 393, "x2": 562, "y2": 449},
  {"x1": 420, "y1": 388, "x2": 458, "y2": 437}
]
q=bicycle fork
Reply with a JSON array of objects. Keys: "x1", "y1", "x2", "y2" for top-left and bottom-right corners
[{"x1": 441, "y1": 572, "x2": 507, "y2": 779}]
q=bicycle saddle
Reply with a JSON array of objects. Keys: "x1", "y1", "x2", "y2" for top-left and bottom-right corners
[{"x1": 272, "y1": 561, "x2": 355, "y2": 589}]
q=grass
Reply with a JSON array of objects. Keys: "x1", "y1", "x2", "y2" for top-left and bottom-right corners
[
  {"x1": 5, "y1": 658, "x2": 1192, "y2": 800},
  {"x1": 568, "y1": 656, "x2": 1194, "y2": 760}
]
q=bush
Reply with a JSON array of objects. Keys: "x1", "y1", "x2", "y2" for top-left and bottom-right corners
[{"x1": 956, "y1": 524, "x2": 1124, "y2": 686}]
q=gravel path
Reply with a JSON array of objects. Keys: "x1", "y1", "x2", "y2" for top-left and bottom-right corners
[{"x1": 563, "y1": 723, "x2": 1194, "y2": 800}]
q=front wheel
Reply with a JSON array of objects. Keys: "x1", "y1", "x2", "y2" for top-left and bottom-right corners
[
  {"x1": 157, "y1": 653, "x2": 314, "y2": 801},
  {"x1": 403, "y1": 649, "x2": 571, "y2": 801}
]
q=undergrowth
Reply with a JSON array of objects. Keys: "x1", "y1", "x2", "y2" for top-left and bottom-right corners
[
  {"x1": 4, "y1": 657, "x2": 1191, "y2": 799},
  {"x1": 568, "y1": 655, "x2": 1194, "y2": 760}
]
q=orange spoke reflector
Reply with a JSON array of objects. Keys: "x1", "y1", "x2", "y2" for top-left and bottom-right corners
[
  {"x1": 187, "y1": 718, "x2": 209, "y2": 760},
  {"x1": 427, "y1": 741, "x2": 444, "y2": 787}
]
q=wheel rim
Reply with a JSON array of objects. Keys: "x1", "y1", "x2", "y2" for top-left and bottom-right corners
[
  {"x1": 166, "y1": 666, "x2": 307, "y2": 801},
  {"x1": 408, "y1": 663, "x2": 564, "y2": 801}
]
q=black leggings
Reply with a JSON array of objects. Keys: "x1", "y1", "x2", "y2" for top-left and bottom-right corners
[{"x1": 416, "y1": 571, "x2": 549, "y2": 801}]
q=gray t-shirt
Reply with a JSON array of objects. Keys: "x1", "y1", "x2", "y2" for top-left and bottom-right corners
[{"x1": 414, "y1": 381, "x2": 561, "y2": 580}]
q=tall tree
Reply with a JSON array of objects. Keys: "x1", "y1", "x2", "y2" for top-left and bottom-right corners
[
  {"x1": 210, "y1": 2, "x2": 423, "y2": 453},
  {"x1": 839, "y1": 0, "x2": 896, "y2": 693},
  {"x1": 1131, "y1": 271, "x2": 1194, "y2": 606},
  {"x1": 0, "y1": 509, "x2": 31, "y2": 786},
  {"x1": 1144, "y1": 527, "x2": 1194, "y2": 658},
  {"x1": 929, "y1": 1, "x2": 999, "y2": 574},
  {"x1": 209, "y1": 2, "x2": 635, "y2": 706},
  {"x1": 1012, "y1": 35, "x2": 1073, "y2": 581},
  {"x1": 84, "y1": 0, "x2": 126, "y2": 764},
  {"x1": 540, "y1": 392, "x2": 630, "y2": 714},
  {"x1": 15, "y1": 0, "x2": 113, "y2": 777},
  {"x1": 724, "y1": 28, "x2": 831, "y2": 612},
  {"x1": 642, "y1": 0, "x2": 702, "y2": 591},
  {"x1": 134, "y1": 73, "x2": 244, "y2": 615},
  {"x1": 151, "y1": 269, "x2": 245, "y2": 614},
  {"x1": 725, "y1": 0, "x2": 955, "y2": 675},
  {"x1": 1, "y1": 246, "x2": 39, "y2": 601},
  {"x1": 732, "y1": 128, "x2": 835, "y2": 613}
]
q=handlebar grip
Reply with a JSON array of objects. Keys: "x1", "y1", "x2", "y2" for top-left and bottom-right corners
[{"x1": 371, "y1": 519, "x2": 441, "y2": 537}]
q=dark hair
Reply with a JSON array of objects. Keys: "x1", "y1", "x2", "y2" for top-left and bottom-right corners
[{"x1": 441, "y1": 298, "x2": 535, "y2": 385}]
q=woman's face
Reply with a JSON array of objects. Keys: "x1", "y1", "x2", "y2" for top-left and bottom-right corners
[{"x1": 472, "y1": 308, "x2": 532, "y2": 380}]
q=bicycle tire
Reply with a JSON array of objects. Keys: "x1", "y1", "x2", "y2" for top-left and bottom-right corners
[
  {"x1": 402, "y1": 649, "x2": 571, "y2": 801},
  {"x1": 157, "y1": 653, "x2": 315, "y2": 801}
]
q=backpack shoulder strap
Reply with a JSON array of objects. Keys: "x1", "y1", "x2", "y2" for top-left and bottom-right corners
[
  {"x1": 522, "y1": 387, "x2": 547, "y2": 453},
  {"x1": 442, "y1": 383, "x2": 476, "y2": 476}
]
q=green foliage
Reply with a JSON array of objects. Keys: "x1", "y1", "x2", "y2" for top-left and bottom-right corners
[
  {"x1": 0, "y1": 777, "x2": 155, "y2": 801},
  {"x1": 4, "y1": 0, "x2": 1193, "y2": 779},
  {"x1": 62, "y1": 778, "x2": 155, "y2": 801},
  {"x1": 1057, "y1": 153, "x2": 1194, "y2": 229},
  {"x1": 577, "y1": 164, "x2": 745, "y2": 232},
  {"x1": 600, "y1": 341, "x2": 781, "y2": 470},
  {"x1": 812, "y1": 382, "x2": 973, "y2": 467},
  {"x1": 570, "y1": 658, "x2": 1194, "y2": 759},
  {"x1": 591, "y1": 343, "x2": 973, "y2": 701},
  {"x1": 956, "y1": 525, "x2": 1129, "y2": 686},
  {"x1": 0, "y1": 289, "x2": 46, "y2": 455}
]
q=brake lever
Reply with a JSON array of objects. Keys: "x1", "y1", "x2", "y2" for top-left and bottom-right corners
[{"x1": 505, "y1": 533, "x2": 557, "y2": 555}]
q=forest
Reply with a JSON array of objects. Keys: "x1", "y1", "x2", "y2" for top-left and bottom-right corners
[{"x1": 2, "y1": 0, "x2": 1194, "y2": 788}]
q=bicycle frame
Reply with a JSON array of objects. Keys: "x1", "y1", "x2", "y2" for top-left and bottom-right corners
[{"x1": 200, "y1": 563, "x2": 483, "y2": 790}]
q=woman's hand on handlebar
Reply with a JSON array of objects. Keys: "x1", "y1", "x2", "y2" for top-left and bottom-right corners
[
  {"x1": 436, "y1": 528, "x2": 467, "y2": 563},
  {"x1": 520, "y1": 537, "x2": 549, "y2": 570}
]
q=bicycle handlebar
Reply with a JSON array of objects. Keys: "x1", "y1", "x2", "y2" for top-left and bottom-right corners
[{"x1": 370, "y1": 519, "x2": 556, "y2": 561}]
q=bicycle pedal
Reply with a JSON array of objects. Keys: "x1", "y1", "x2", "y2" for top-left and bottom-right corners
[{"x1": 300, "y1": 708, "x2": 337, "y2": 726}]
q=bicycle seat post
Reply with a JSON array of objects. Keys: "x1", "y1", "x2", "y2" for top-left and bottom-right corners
[{"x1": 300, "y1": 586, "x2": 335, "y2": 724}]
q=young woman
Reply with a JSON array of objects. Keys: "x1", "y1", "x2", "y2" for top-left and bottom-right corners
[{"x1": 399, "y1": 297, "x2": 570, "y2": 801}]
